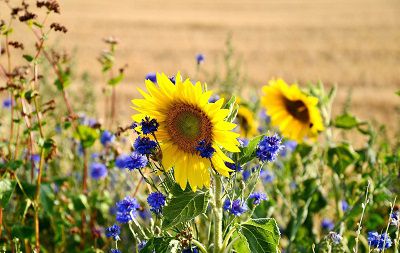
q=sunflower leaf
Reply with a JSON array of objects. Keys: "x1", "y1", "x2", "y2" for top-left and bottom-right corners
[
  {"x1": 236, "y1": 218, "x2": 280, "y2": 253},
  {"x1": 140, "y1": 237, "x2": 175, "y2": 253},
  {"x1": 162, "y1": 190, "x2": 208, "y2": 229}
]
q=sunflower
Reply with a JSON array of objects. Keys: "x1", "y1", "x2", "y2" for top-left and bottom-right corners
[
  {"x1": 131, "y1": 73, "x2": 240, "y2": 191},
  {"x1": 237, "y1": 106, "x2": 258, "y2": 138},
  {"x1": 261, "y1": 79, "x2": 324, "y2": 142}
]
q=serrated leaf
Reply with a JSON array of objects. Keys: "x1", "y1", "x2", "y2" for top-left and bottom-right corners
[
  {"x1": 0, "y1": 179, "x2": 17, "y2": 207},
  {"x1": 233, "y1": 230, "x2": 251, "y2": 253},
  {"x1": 140, "y1": 237, "x2": 174, "y2": 253},
  {"x1": 237, "y1": 218, "x2": 280, "y2": 253},
  {"x1": 333, "y1": 113, "x2": 359, "y2": 129},
  {"x1": 162, "y1": 190, "x2": 208, "y2": 229}
]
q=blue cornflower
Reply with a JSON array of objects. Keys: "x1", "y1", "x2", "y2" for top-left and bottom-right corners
[
  {"x1": 391, "y1": 211, "x2": 400, "y2": 226},
  {"x1": 169, "y1": 76, "x2": 176, "y2": 84},
  {"x1": 225, "y1": 162, "x2": 242, "y2": 172},
  {"x1": 242, "y1": 170, "x2": 251, "y2": 181},
  {"x1": 256, "y1": 134, "x2": 283, "y2": 162},
  {"x1": 260, "y1": 169, "x2": 274, "y2": 183},
  {"x1": 115, "y1": 152, "x2": 148, "y2": 171},
  {"x1": 196, "y1": 140, "x2": 215, "y2": 158},
  {"x1": 138, "y1": 240, "x2": 147, "y2": 250},
  {"x1": 100, "y1": 130, "x2": 115, "y2": 146},
  {"x1": 341, "y1": 200, "x2": 349, "y2": 212},
  {"x1": 115, "y1": 196, "x2": 140, "y2": 223},
  {"x1": 145, "y1": 72, "x2": 157, "y2": 83},
  {"x1": 329, "y1": 232, "x2": 342, "y2": 245},
  {"x1": 368, "y1": 232, "x2": 392, "y2": 250},
  {"x1": 238, "y1": 138, "x2": 249, "y2": 148},
  {"x1": 280, "y1": 140, "x2": 297, "y2": 157},
  {"x1": 90, "y1": 163, "x2": 108, "y2": 180},
  {"x1": 105, "y1": 224, "x2": 120, "y2": 241},
  {"x1": 31, "y1": 154, "x2": 40, "y2": 164},
  {"x1": 321, "y1": 219, "x2": 334, "y2": 231},
  {"x1": 196, "y1": 53, "x2": 205, "y2": 65},
  {"x1": 249, "y1": 192, "x2": 267, "y2": 205},
  {"x1": 110, "y1": 249, "x2": 121, "y2": 253},
  {"x1": 147, "y1": 192, "x2": 166, "y2": 215},
  {"x1": 141, "y1": 116, "x2": 159, "y2": 135},
  {"x1": 183, "y1": 247, "x2": 199, "y2": 253},
  {"x1": 2, "y1": 98, "x2": 13, "y2": 108},
  {"x1": 134, "y1": 136, "x2": 157, "y2": 155},
  {"x1": 223, "y1": 199, "x2": 231, "y2": 211},
  {"x1": 229, "y1": 199, "x2": 248, "y2": 216},
  {"x1": 208, "y1": 94, "x2": 220, "y2": 103}
]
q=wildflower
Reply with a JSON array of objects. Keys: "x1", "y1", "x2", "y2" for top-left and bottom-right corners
[
  {"x1": 238, "y1": 138, "x2": 249, "y2": 148},
  {"x1": 145, "y1": 72, "x2": 157, "y2": 83},
  {"x1": 280, "y1": 140, "x2": 297, "y2": 157},
  {"x1": 249, "y1": 192, "x2": 267, "y2": 205},
  {"x1": 224, "y1": 162, "x2": 242, "y2": 172},
  {"x1": 115, "y1": 152, "x2": 148, "y2": 170},
  {"x1": 133, "y1": 136, "x2": 157, "y2": 155},
  {"x1": 141, "y1": 116, "x2": 159, "y2": 134},
  {"x1": 261, "y1": 79, "x2": 324, "y2": 142},
  {"x1": 183, "y1": 247, "x2": 199, "y2": 253},
  {"x1": 110, "y1": 249, "x2": 121, "y2": 253},
  {"x1": 147, "y1": 192, "x2": 166, "y2": 215},
  {"x1": 138, "y1": 241, "x2": 147, "y2": 250},
  {"x1": 208, "y1": 94, "x2": 220, "y2": 103},
  {"x1": 256, "y1": 134, "x2": 282, "y2": 162},
  {"x1": 242, "y1": 169, "x2": 251, "y2": 181},
  {"x1": 260, "y1": 169, "x2": 274, "y2": 183},
  {"x1": 2, "y1": 98, "x2": 13, "y2": 108},
  {"x1": 368, "y1": 232, "x2": 392, "y2": 250},
  {"x1": 100, "y1": 130, "x2": 115, "y2": 146},
  {"x1": 196, "y1": 53, "x2": 205, "y2": 65},
  {"x1": 115, "y1": 196, "x2": 140, "y2": 223},
  {"x1": 229, "y1": 199, "x2": 248, "y2": 216},
  {"x1": 105, "y1": 224, "x2": 120, "y2": 241},
  {"x1": 321, "y1": 219, "x2": 334, "y2": 231},
  {"x1": 90, "y1": 163, "x2": 107, "y2": 180},
  {"x1": 196, "y1": 140, "x2": 215, "y2": 159},
  {"x1": 329, "y1": 232, "x2": 342, "y2": 245},
  {"x1": 223, "y1": 199, "x2": 231, "y2": 211},
  {"x1": 132, "y1": 72, "x2": 239, "y2": 191},
  {"x1": 341, "y1": 200, "x2": 349, "y2": 212},
  {"x1": 391, "y1": 211, "x2": 400, "y2": 226}
]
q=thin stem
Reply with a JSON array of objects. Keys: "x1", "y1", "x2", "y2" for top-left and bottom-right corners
[
  {"x1": 192, "y1": 239, "x2": 208, "y2": 253},
  {"x1": 212, "y1": 171, "x2": 223, "y2": 253},
  {"x1": 221, "y1": 226, "x2": 236, "y2": 252},
  {"x1": 354, "y1": 181, "x2": 370, "y2": 253},
  {"x1": 382, "y1": 196, "x2": 397, "y2": 253},
  {"x1": 0, "y1": 207, "x2": 3, "y2": 239}
]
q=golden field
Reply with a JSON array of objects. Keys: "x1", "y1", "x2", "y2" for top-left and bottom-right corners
[{"x1": 5, "y1": 0, "x2": 400, "y2": 132}]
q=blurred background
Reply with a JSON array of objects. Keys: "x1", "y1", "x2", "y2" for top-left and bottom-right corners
[{"x1": 6, "y1": 0, "x2": 400, "y2": 132}]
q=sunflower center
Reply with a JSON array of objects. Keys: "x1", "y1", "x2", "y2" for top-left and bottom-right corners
[
  {"x1": 283, "y1": 98, "x2": 310, "y2": 123},
  {"x1": 166, "y1": 102, "x2": 213, "y2": 154}
]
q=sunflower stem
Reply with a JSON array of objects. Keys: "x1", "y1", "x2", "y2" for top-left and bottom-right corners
[{"x1": 212, "y1": 171, "x2": 223, "y2": 253}]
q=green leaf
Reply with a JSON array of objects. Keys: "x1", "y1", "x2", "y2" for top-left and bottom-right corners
[
  {"x1": 396, "y1": 90, "x2": 400, "y2": 96},
  {"x1": 327, "y1": 143, "x2": 359, "y2": 174},
  {"x1": 72, "y1": 194, "x2": 89, "y2": 212},
  {"x1": 140, "y1": 237, "x2": 174, "y2": 253},
  {"x1": 333, "y1": 113, "x2": 359, "y2": 129},
  {"x1": 0, "y1": 179, "x2": 17, "y2": 207},
  {"x1": 74, "y1": 125, "x2": 99, "y2": 148},
  {"x1": 237, "y1": 218, "x2": 280, "y2": 253},
  {"x1": 54, "y1": 69, "x2": 71, "y2": 90},
  {"x1": 11, "y1": 225, "x2": 35, "y2": 239},
  {"x1": 162, "y1": 190, "x2": 209, "y2": 229},
  {"x1": 107, "y1": 73, "x2": 124, "y2": 86},
  {"x1": 232, "y1": 231, "x2": 251, "y2": 253},
  {"x1": 239, "y1": 135, "x2": 263, "y2": 165},
  {"x1": 23, "y1": 54, "x2": 34, "y2": 62},
  {"x1": 0, "y1": 160, "x2": 23, "y2": 171}
]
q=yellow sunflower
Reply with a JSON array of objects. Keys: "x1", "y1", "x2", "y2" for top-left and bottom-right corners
[
  {"x1": 261, "y1": 79, "x2": 324, "y2": 142},
  {"x1": 237, "y1": 106, "x2": 258, "y2": 138},
  {"x1": 131, "y1": 72, "x2": 240, "y2": 191}
]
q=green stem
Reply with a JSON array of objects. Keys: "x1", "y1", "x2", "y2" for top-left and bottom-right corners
[
  {"x1": 192, "y1": 239, "x2": 208, "y2": 253},
  {"x1": 212, "y1": 172, "x2": 223, "y2": 253},
  {"x1": 221, "y1": 226, "x2": 236, "y2": 252}
]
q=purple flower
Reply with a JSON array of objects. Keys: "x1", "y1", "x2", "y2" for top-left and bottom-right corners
[
  {"x1": 230, "y1": 199, "x2": 248, "y2": 216},
  {"x1": 196, "y1": 53, "x2": 205, "y2": 65},
  {"x1": 115, "y1": 152, "x2": 148, "y2": 171},
  {"x1": 115, "y1": 196, "x2": 140, "y2": 223},
  {"x1": 90, "y1": 163, "x2": 107, "y2": 180},
  {"x1": 145, "y1": 72, "x2": 157, "y2": 83},
  {"x1": 341, "y1": 200, "x2": 349, "y2": 212},
  {"x1": 196, "y1": 140, "x2": 215, "y2": 158},
  {"x1": 134, "y1": 136, "x2": 157, "y2": 155},
  {"x1": 321, "y1": 218, "x2": 334, "y2": 231},
  {"x1": 249, "y1": 192, "x2": 267, "y2": 205},
  {"x1": 2, "y1": 98, "x2": 13, "y2": 108},
  {"x1": 147, "y1": 192, "x2": 167, "y2": 215},
  {"x1": 368, "y1": 232, "x2": 392, "y2": 250},
  {"x1": 260, "y1": 169, "x2": 274, "y2": 183},
  {"x1": 141, "y1": 116, "x2": 159, "y2": 135},
  {"x1": 105, "y1": 224, "x2": 120, "y2": 241},
  {"x1": 280, "y1": 140, "x2": 297, "y2": 157},
  {"x1": 100, "y1": 130, "x2": 115, "y2": 146},
  {"x1": 224, "y1": 162, "x2": 242, "y2": 172},
  {"x1": 242, "y1": 170, "x2": 251, "y2": 181},
  {"x1": 256, "y1": 134, "x2": 283, "y2": 162},
  {"x1": 223, "y1": 199, "x2": 231, "y2": 211},
  {"x1": 208, "y1": 94, "x2": 220, "y2": 103}
]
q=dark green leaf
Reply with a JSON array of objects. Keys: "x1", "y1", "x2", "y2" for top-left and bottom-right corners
[
  {"x1": 11, "y1": 225, "x2": 35, "y2": 239},
  {"x1": 239, "y1": 135, "x2": 263, "y2": 165},
  {"x1": 237, "y1": 218, "x2": 280, "y2": 253},
  {"x1": 327, "y1": 143, "x2": 359, "y2": 174},
  {"x1": 163, "y1": 190, "x2": 209, "y2": 229},
  {"x1": 140, "y1": 237, "x2": 174, "y2": 253},
  {"x1": 72, "y1": 194, "x2": 89, "y2": 212},
  {"x1": 23, "y1": 54, "x2": 34, "y2": 62}
]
